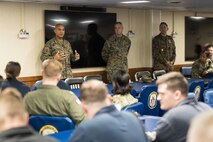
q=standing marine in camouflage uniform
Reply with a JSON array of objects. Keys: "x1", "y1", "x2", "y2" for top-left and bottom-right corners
[
  {"x1": 191, "y1": 52, "x2": 213, "y2": 78},
  {"x1": 152, "y1": 22, "x2": 176, "y2": 72},
  {"x1": 40, "y1": 24, "x2": 80, "y2": 79},
  {"x1": 102, "y1": 22, "x2": 131, "y2": 83}
]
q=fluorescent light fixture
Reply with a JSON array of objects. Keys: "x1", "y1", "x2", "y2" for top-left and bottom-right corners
[
  {"x1": 46, "y1": 24, "x2": 55, "y2": 28},
  {"x1": 120, "y1": 1, "x2": 150, "y2": 4},
  {"x1": 51, "y1": 19, "x2": 68, "y2": 22},
  {"x1": 80, "y1": 20, "x2": 94, "y2": 24},
  {"x1": 190, "y1": 16, "x2": 206, "y2": 20}
]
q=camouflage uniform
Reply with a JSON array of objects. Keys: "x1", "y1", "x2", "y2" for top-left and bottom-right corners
[
  {"x1": 112, "y1": 93, "x2": 138, "y2": 109},
  {"x1": 40, "y1": 37, "x2": 75, "y2": 79},
  {"x1": 152, "y1": 34, "x2": 176, "y2": 72},
  {"x1": 102, "y1": 35, "x2": 131, "y2": 83},
  {"x1": 191, "y1": 58, "x2": 213, "y2": 78}
]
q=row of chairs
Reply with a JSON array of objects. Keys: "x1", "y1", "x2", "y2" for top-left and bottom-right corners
[
  {"x1": 67, "y1": 68, "x2": 189, "y2": 87},
  {"x1": 29, "y1": 102, "x2": 160, "y2": 142},
  {"x1": 29, "y1": 102, "x2": 159, "y2": 134},
  {"x1": 135, "y1": 70, "x2": 166, "y2": 81},
  {"x1": 135, "y1": 66, "x2": 192, "y2": 82}
]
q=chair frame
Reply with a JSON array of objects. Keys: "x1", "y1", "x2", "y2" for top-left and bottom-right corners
[{"x1": 135, "y1": 71, "x2": 151, "y2": 81}]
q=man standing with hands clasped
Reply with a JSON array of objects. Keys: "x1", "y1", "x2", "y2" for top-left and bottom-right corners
[
  {"x1": 152, "y1": 22, "x2": 176, "y2": 72},
  {"x1": 102, "y1": 22, "x2": 131, "y2": 83},
  {"x1": 41, "y1": 23, "x2": 80, "y2": 79}
]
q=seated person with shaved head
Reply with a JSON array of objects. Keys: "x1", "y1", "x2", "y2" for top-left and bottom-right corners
[
  {"x1": 24, "y1": 59, "x2": 85, "y2": 125},
  {"x1": 69, "y1": 80, "x2": 148, "y2": 142},
  {"x1": 0, "y1": 88, "x2": 57, "y2": 142}
]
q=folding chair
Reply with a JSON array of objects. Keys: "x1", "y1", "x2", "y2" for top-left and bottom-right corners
[
  {"x1": 135, "y1": 71, "x2": 152, "y2": 81},
  {"x1": 84, "y1": 75, "x2": 102, "y2": 82},
  {"x1": 188, "y1": 79, "x2": 204, "y2": 101},
  {"x1": 65, "y1": 77, "x2": 84, "y2": 89},
  {"x1": 152, "y1": 70, "x2": 166, "y2": 80},
  {"x1": 122, "y1": 102, "x2": 144, "y2": 116},
  {"x1": 180, "y1": 66, "x2": 192, "y2": 78},
  {"x1": 138, "y1": 84, "x2": 160, "y2": 116}
]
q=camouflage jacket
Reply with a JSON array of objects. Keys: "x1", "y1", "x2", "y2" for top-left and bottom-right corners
[
  {"x1": 191, "y1": 58, "x2": 213, "y2": 78},
  {"x1": 102, "y1": 34, "x2": 131, "y2": 82},
  {"x1": 152, "y1": 34, "x2": 176, "y2": 72},
  {"x1": 40, "y1": 37, "x2": 75, "y2": 79},
  {"x1": 112, "y1": 93, "x2": 138, "y2": 109}
]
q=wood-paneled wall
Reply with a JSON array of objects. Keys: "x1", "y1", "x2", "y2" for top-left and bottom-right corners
[{"x1": 18, "y1": 64, "x2": 192, "y2": 87}]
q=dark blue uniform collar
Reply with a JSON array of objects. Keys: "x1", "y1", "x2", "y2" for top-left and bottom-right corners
[
  {"x1": 95, "y1": 105, "x2": 117, "y2": 117},
  {"x1": 176, "y1": 97, "x2": 197, "y2": 107}
]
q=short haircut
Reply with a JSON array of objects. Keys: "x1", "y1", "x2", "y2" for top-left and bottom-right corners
[
  {"x1": 42, "y1": 59, "x2": 63, "y2": 77},
  {"x1": 188, "y1": 111, "x2": 213, "y2": 142},
  {"x1": 80, "y1": 80, "x2": 108, "y2": 104},
  {"x1": 5, "y1": 61, "x2": 21, "y2": 80},
  {"x1": 156, "y1": 72, "x2": 188, "y2": 97},
  {"x1": 206, "y1": 44, "x2": 213, "y2": 50},
  {"x1": 159, "y1": 22, "x2": 168, "y2": 27},
  {"x1": 0, "y1": 88, "x2": 26, "y2": 127},
  {"x1": 115, "y1": 22, "x2": 123, "y2": 26},
  {"x1": 112, "y1": 70, "x2": 132, "y2": 95},
  {"x1": 200, "y1": 51, "x2": 208, "y2": 58},
  {"x1": 55, "y1": 23, "x2": 64, "y2": 29}
]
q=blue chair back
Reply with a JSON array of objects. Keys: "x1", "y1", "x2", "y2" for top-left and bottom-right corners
[
  {"x1": 71, "y1": 88, "x2": 81, "y2": 98},
  {"x1": 207, "y1": 78, "x2": 213, "y2": 89},
  {"x1": 180, "y1": 66, "x2": 192, "y2": 78},
  {"x1": 138, "y1": 84, "x2": 160, "y2": 116},
  {"x1": 139, "y1": 115, "x2": 161, "y2": 131},
  {"x1": 31, "y1": 80, "x2": 70, "y2": 91},
  {"x1": 49, "y1": 130, "x2": 74, "y2": 142},
  {"x1": 122, "y1": 102, "x2": 144, "y2": 116},
  {"x1": 188, "y1": 79, "x2": 204, "y2": 101},
  {"x1": 203, "y1": 88, "x2": 213, "y2": 108},
  {"x1": 29, "y1": 115, "x2": 75, "y2": 136}
]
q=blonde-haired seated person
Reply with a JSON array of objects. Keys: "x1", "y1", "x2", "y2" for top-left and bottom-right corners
[
  {"x1": 187, "y1": 111, "x2": 213, "y2": 142},
  {"x1": 191, "y1": 52, "x2": 213, "y2": 78},
  {"x1": 112, "y1": 70, "x2": 138, "y2": 110},
  {"x1": 0, "y1": 88, "x2": 57, "y2": 142},
  {"x1": 24, "y1": 59, "x2": 85, "y2": 125},
  {"x1": 146, "y1": 72, "x2": 211, "y2": 142}
]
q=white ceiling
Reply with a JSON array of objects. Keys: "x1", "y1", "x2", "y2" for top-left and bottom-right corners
[{"x1": 1, "y1": 0, "x2": 213, "y2": 12}]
